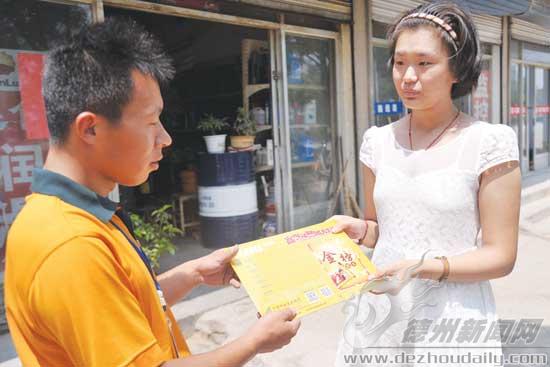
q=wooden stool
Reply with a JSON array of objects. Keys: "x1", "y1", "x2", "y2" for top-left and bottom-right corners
[{"x1": 172, "y1": 193, "x2": 200, "y2": 235}]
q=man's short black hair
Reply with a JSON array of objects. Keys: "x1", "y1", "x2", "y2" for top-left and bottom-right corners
[
  {"x1": 43, "y1": 18, "x2": 175, "y2": 145},
  {"x1": 387, "y1": 1, "x2": 482, "y2": 99}
]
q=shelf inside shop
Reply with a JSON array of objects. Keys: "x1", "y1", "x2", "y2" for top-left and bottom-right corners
[
  {"x1": 182, "y1": 91, "x2": 241, "y2": 102},
  {"x1": 292, "y1": 161, "x2": 319, "y2": 169},
  {"x1": 256, "y1": 165, "x2": 274, "y2": 173},
  {"x1": 288, "y1": 84, "x2": 327, "y2": 91},
  {"x1": 245, "y1": 83, "x2": 270, "y2": 99},
  {"x1": 289, "y1": 124, "x2": 328, "y2": 129},
  {"x1": 256, "y1": 125, "x2": 272, "y2": 133}
]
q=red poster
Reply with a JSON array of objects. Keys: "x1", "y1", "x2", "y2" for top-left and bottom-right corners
[
  {"x1": 0, "y1": 50, "x2": 49, "y2": 263},
  {"x1": 17, "y1": 53, "x2": 49, "y2": 140},
  {"x1": 472, "y1": 70, "x2": 490, "y2": 122}
]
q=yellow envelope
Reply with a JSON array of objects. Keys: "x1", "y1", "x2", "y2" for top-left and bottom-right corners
[{"x1": 231, "y1": 219, "x2": 377, "y2": 318}]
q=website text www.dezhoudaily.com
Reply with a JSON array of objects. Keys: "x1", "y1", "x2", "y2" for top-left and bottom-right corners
[{"x1": 342, "y1": 351, "x2": 548, "y2": 365}]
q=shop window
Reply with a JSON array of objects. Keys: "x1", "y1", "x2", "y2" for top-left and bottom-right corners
[
  {"x1": 455, "y1": 45, "x2": 495, "y2": 123},
  {"x1": 523, "y1": 42, "x2": 550, "y2": 65},
  {"x1": 372, "y1": 45, "x2": 403, "y2": 126},
  {"x1": 510, "y1": 62, "x2": 522, "y2": 140},
  {"x1": 509, "y1": 40, "x2": 550, "y2": 171},
  {"x1": 510, "y1": 39, "x2": 521, "y2": 60},
  {"x1": 372, "y1": 20, "x2": 389, "y2": 39},
  {"x1": 470, "y1": 59, "x2": 492, "y2": 122},
  {"x1": 533, "y1": 67, "x2": 549, "y2": 156}
]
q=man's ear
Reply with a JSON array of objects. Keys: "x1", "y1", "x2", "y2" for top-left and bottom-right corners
[{"x1": 74, "y1": 112, "x2": 98, "y2": 144}]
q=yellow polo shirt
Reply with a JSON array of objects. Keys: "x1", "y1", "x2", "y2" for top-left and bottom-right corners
[{"x1": 4, "y1": 169, "x2": 191, "y2": 366}]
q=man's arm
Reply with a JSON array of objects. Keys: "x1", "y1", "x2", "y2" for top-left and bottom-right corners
[
  {"x1": 162, "y1": 309, "x2": 301, "y2": 367},
  {"x1": 156, "y1": 261, "x2": 202, "y2": 307},
  {"x1": 158, "y1": 246, "x2": 240, "y2": 306}
]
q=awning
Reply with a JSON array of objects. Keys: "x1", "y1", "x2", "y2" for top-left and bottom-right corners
[
  {"x1": 227, "y1": 0, "x2": 352, "y2": 22},
  {"x1": 458, "y1": 0, "x2": 550, "y2": 29}
]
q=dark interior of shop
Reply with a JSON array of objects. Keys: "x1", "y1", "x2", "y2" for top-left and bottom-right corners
[{"x1": 105, "y1": 7, "x2": 274, "y2": 241}]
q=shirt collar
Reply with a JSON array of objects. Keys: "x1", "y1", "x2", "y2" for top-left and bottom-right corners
[{"x1": 31, "y1": 168, "x2": 118, "y2": 222}]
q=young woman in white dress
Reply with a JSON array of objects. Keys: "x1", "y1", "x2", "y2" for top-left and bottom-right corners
[{"x1": 333, "y1": 2, "x2": 521, "y2": 366}]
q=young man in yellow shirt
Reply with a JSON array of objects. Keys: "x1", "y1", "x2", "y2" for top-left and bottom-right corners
[{"x1": 4, "y1": 18, "x2": 300, "y2": 367}]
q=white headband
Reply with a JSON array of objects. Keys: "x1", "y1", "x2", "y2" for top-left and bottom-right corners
[{"x1": 401, "y1": 12, "x2": 458, "y2": 47}]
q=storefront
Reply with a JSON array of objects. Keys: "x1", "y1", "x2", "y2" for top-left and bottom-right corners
[
  {"x1": 2, "y1": 0, "x2": 549, "y2": 334},
  {"x1": 510, "y1": 19, "x2": 550, "y2": 172},
  {"x1": 0, "y1": 0, "x2": 356, "y2": 239},
  {"x1": 96, "y1": 0, "x2": 356, "y2": 237},
  {"x1": 0, "y1": 1, "x2": 357, "y2": 331}
]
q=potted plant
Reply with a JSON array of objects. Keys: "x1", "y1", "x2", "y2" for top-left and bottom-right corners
[
  {"x1": 130, "y1": 205, "x2": 182, "y2": 270},
  {"x1": 197, "y1": 114, "x2": 229, "y2": 154},
  {"x1": 231, "y1": 107, "x2": 257, "y2": 149}
]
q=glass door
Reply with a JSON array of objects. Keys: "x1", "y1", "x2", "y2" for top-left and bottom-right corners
[
  {"x1": 520, "y1": 65, "x2": 550, "y2": 172},
  {"x1": 280, "y1": 32, "x2": 339, "y2": 230},
  {"x1": 373, "y1": 45, "x2": 403, "y2": 127},
  {"x1": 514, "y1": 63, "x2": 536, "y2": 172},
  {"x1": 533, "y1": 67, "x2": 550, "y2": 169}
]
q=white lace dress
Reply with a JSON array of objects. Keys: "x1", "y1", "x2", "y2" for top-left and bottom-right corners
[{"x1": 335, "y1": 120, "x2": 519, "y2": 366}]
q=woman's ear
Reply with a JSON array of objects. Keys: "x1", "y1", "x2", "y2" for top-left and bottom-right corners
[{"x1": 451, "y1": 72, "x2": 459, "y2": 84}]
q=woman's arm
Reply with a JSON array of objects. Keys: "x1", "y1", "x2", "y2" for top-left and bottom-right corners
[
  {"x1": 376, "y1": 161, "x2": 521, "y2": 283},
  {"x1": 331, "y1": 165, "x2": 379, "y2": 248},
  {"x1": 362, "y1": 165, "x2": 379, "y2": 248},
  {"x1": 420, "y1": 161, "x2": 521, "y2": 281}
]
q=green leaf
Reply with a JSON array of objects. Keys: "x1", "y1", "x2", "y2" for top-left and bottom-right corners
[{"x1": 128, "y1": 205, "x2": 181, "y2": 271}]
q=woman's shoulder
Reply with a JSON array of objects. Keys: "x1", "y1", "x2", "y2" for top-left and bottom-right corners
[
  {"x1": 360, "y1": 122, "x2": 398, "y2": 170},
  {"x1": 467, "y1": 120, "x2": 516, "y2": 136},
  {"x1": 363, "y1": 119, "x2": 403, "y2": 140},
  {"x1": 466, "y1": 120, "x2": 518, "y2": 148},
  {"x1": 466, "y1": 120, "x2": 519, "y2": 172}
]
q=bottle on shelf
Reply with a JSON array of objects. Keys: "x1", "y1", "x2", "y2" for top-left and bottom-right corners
[
  {"x1": 262, "y1": 213, "x2": 277, "y2": 237},
  {"x1": 265, "y1": 101, "x2": 270, "y2": 126},
  {"x1": 288, "y1": 50, "x2": 303, "y2": 84},
  {"x1": 304, "y1": 100, "x2": 317, "y2": 125},
  {"x1": 290, "y1": 101, "x2": 304, "y2": 125},
  {"x1": 261, "y1": 181, "x2": 277, "y2": 237},
  {"x1": 252, "y1": 106, "x2": 266, "y2": 125}
]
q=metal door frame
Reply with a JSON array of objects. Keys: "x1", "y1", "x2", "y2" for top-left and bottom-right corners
[
  {"x1": 278, "y1": 26, "x2": 341, "y2": 230},
  {"x1": 514, "y1": 59, "x2": 550, "y2": 172}
]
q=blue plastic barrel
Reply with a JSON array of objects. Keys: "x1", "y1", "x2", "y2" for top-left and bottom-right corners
[
  {"x1": 199, "y1": 152, "x2": 258, "y2": 248},
  {"x1": 198, "y1": 151, "x2": 254, "y2": 187},
  {"x1": 200, "y1": 212, "x2": 259, "y2": 248}
]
